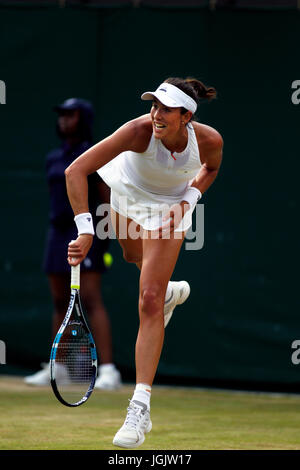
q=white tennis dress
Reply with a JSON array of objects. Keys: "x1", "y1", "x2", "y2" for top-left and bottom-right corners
[{"x1": 97, "y1": 122, "x2": 202, "y2": 232}]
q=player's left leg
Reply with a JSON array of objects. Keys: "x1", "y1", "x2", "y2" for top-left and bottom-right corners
[
  {"x1": 113, "y1": 232, "x2": 186, "y2": 448},
  {"x1": 136, "y1": 233, "x2": 186, "y2": 386}
]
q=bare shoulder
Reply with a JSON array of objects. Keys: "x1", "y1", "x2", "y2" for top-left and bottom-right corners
[
  {"x1": 118, "y1": 114, "x2": 153, "y2": 153},
  {"x1": 192, "y1": 121, "x2": 223, "y2": 168},
  {"x1": 192, "y1": 121, "x2": 223, "y2": 150}
]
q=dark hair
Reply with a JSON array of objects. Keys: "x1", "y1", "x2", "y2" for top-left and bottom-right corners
[{"x1": 164, "y1": 76, "x2": 217, "y2": 116}]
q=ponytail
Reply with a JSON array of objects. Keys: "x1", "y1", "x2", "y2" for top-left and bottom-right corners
[
  {"x1": 164, "y1": 76, "x2": 217, "y2": 105},
  {"x1": 184, "y1": 77, "x2": 217, "y2": 102}
]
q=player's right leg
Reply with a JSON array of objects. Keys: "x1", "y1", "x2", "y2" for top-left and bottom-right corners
[{"x1": 110, "y1": 208, "x2": 143, "y2": 266}]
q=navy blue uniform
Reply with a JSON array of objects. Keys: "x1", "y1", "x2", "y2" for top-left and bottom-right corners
[{"x1": 43, "y1": 140, "x2": 108, "y2": 273}]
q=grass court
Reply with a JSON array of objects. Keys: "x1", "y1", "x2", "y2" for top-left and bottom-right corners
[{"x1": 1, "y1": 376, "x2": 300, "y2": 450}]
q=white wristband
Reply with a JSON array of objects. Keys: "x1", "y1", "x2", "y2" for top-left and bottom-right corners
[
  {"x1": 182, "y1": 186, "x2": 202, "y2": 206},
  {"x1": 74, "y1": 212, "x2": 95, "y2": 236}
]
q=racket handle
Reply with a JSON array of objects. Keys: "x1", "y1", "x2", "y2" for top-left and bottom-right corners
[
  {"x1": 70, "y1": 240, "x2": 80, "y2": 289},
  {"x1": 71, "y1": 264, "x2": 80, "y2": 289}
]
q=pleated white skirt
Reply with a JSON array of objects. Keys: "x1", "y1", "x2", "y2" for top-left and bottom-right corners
[{"x1": 97, "y1": 155, "x2": 196, "y2": 232}]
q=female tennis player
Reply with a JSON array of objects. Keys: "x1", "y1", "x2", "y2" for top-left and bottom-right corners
[{"x1": 65, "y1": 77, "x2": 223, "y2": 448}]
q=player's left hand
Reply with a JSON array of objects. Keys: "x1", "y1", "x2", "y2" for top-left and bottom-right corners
[{"x1": 158, "y1": 201, "x2": 190, "y2": 238}]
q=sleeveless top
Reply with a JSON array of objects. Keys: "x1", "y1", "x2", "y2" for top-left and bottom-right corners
[{"x1": 97, "y1": 122, "x2": 202, "y2": 204}]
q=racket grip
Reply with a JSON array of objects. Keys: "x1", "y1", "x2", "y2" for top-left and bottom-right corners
[
  {"x1": 70, "y1": 240, "x2": 80, "y2": 289},
  {"x1": 71, "y1": 264, "x2": 80, "y2": 289}
]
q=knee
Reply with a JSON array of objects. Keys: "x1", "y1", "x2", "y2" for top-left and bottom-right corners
[{"x1": 140, "y1": 284, "x2": 164, "y2": 316}]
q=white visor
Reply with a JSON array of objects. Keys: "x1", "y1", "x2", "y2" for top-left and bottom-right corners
[{"x1": 141, "y1": 82, "x2": 197, "y2": 114}]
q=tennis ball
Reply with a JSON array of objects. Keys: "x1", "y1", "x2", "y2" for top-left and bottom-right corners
[{"x1": 103, "y1": 252, "x2": 113, "y2": 268}]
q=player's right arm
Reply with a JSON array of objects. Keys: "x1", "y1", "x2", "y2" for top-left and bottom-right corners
[
  {"x1": 65, "y1": 115, "x2": 151, "y2": 216},
  {"x1": 65, "y1": 115, "x2": 152, "y2": 265}
]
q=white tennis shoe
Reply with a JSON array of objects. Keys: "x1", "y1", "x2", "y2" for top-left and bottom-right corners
[
  {"x1": 24, "y1": 362, "x2": 70, "y2": 386},
  {"x1": 24, "y1": 363, "x2": 50, "y2": 386},
  {"x1": 164, "y1": 280, "x2": 191, "y2": 328},
  {"x1": 95, "y1": 364, "x2": 122, "y2": 390},
  {"x1": 113, "y1": 399, "x2": 152, "y2": 449}
]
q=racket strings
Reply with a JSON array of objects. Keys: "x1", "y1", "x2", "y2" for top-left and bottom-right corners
[{"x1": 54, "y1": 323, "x2": 94, "y2": 402}]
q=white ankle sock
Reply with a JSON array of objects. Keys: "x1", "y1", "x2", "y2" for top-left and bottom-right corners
[
  {"x1": 165, "y1": 282, "x2": 173, "y2": 303},
  {"x1": 132, "y1": 383, "x2": 151, "y2": 409}
]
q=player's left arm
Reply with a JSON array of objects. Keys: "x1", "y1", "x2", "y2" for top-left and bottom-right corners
[
  {"x1": 190, "y1": 128, "x2": 223, "y2": 195},
  {"x1": 159, "y1": 128, "x2": 223, "y2": 236}
]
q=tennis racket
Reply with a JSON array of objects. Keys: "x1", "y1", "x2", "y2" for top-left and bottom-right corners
[{"x1": 50, "y1": 260, "x2": 97, "y2": 407}]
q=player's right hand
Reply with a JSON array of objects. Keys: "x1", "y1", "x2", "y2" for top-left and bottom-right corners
[{"x1": 67, "y1": 235, "x2": 93, "y2": 266}]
